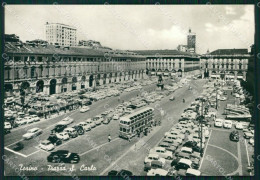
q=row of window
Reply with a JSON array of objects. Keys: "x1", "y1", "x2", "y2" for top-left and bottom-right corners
[
  {"x1": 204, "y1": 64, "x2": 247, "y2": 69},
  {"x1": 4, "y1": 66, "x2": 144, "y2": 80},
  {"x1": 7, "y1": 56, "x2": 145, "y2": 62}
]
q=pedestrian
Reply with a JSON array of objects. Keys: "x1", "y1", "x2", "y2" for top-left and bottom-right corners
[{"x1": 108, "y1": 134, "x2": 111, "y2": 142}]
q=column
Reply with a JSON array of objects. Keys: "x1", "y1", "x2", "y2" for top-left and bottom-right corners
[
  {"x1": 243, "y1": 72, "x2": 246, "y2": 80},
  {"x1": 234, "y1": 71, "x2": 238, "y2": 80}
]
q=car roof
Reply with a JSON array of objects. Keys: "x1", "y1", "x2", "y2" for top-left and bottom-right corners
[
  {"x1": 54, "y1": 150, "x2": 69, "y2": 154},
  {"x1": 179, "y1": 158, "x2": 192, "y2": 165},
  {"x1": 155, "y1": 147, "x2": 165, "y2": 151},
  {"x1": 181, "y1": 147, "x2": 193, "y2": 151},
  {"x1": 154, "y1": 168, "x2": 168, "y2": 174},
  {"x1": 41, "y1": 140, "x2": 50, "y2": 143},
  {"x1": 65, "y1": 127, "x2": 75, "y2": 131},
  {"x1": 186, "y1": 168, "x2": 201, "y2": 175},
  {"x1": 148, "y1": 154, "x2": 159, "y2": 158},
  {"x1": 29, "y1": 127, "x2": 39, "y2": 131},
  {"x1": 78, "y1": 122, "x2": 86, "y2": 124},
  {"x1": 224, "y1": 120, "x2": 232, "y2": 123}
]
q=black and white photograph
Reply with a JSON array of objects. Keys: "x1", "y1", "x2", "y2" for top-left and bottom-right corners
[{"x1": 2, "y1": 2, "x2": 258, "y2": 178}]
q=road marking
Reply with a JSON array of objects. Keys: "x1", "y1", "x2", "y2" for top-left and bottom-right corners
[
  {"x1": 207, "y1": 144, "x2": 238, "y2": 161},
  {"x1": 209, "y1": 128, "x2": 232, "y2": 133},
  {"x1": 80, "y1": 138, "x2": 120, "y2": 156},
  {"x1": 199, "y1": 129, "x2": 212, "y2": 170},
  {"x1": 237, "y1": 139, "x2": 243, "y2": 175},
  {"x1": 244, "y1": 139, "x2": 251, "y2": 166},
  {"x1": 6, "y1": 139, "x2": 24, "y2": 147},
  {"x1": 4, "y1": 147, "x2": 27, "y2": 158},
  {"x1": 99, "y1": 125, "x2": 162, "y2": 175},
  {"x1": 99, "y1": 141, "x2": 137, "y2": 175},
  {"x1": 26, "y1": 150, "x2": 40, "y2": 157},
  {"x1": 244, "y1": 139, "x2": 251, "y2": 177}
]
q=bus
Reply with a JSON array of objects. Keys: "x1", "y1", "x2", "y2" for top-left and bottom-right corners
[{"x1": 119, "y1": 107, "x2": 154, "y2": 140}]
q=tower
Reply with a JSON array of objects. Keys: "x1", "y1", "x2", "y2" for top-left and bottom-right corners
[{"x1": 187, "y1": 28, "x2": 196, "y2": 53}]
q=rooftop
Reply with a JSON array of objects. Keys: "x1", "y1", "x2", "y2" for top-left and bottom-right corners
[
  {"x1": 131, "y1": 49, "x2": 200, "y2": 58},
  {"x1": 4, "y1": 42, "x2": 144, "y2": 58},
  {"x1": 209, "y1": 49, "x2": 248, "y2": 55}
]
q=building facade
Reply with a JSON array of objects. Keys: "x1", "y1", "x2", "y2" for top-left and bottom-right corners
[
  {"x1": 4, "y1": 42, "x2": 146, "y2": 97},
  {"x1": 132, "y1": 50, "x2": 200, "y2": 77},
  {"x1": 45, "y1": 23, "x2": 77, "y2": 46},
  {"x1": 177, "y1": 45, "x2": 188, "y2": 52},
  {"x1": 200, "y1": 49, "x2": 250, "y2": 80}
]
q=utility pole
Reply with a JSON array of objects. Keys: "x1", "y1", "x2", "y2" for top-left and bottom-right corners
[
  {"x1": 197, "y1": 98, "x2": 205, "y2": 157},
  {"x1": 215, "y1": 91, "x2": 218, "y2": 110}
]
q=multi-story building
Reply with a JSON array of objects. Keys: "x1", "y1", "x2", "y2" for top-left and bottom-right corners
[
  {"x1": 177, "y1": 45, "x2": 188, "y2": 52},
  {"x1": 200, "y1": 48, "x2": 250, "y2": 80},
  {"x1": 4, "y1": 38, "x2": 146, "y2": 97},
  {"x1": 45, "y1": 22, "x2": 77, "y2": 46},
  {"x1": 187, "y1": 28, "x2": 196, "y2": 53},
  {"x1": 132, "y1": 50, "x2": 200, "y2": 77}
]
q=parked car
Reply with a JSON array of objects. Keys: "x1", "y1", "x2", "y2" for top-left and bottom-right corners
[
  {"x1": 235, "y1": 122, "x2": 244, "y2": 130},
  {"x1": 249, "y1": 138, "x2": 254, "y2": 146},
  {"x1": 80, "y1": 106, "x2": 90, "y2": 113},
  {"x1": 47, "y1": 150, "x2": 80, "y2": 163},
  {"x1": 230, "y1": 131, "x2": 239, "y2": 142},
  {"x1": 175, "y1": 158, "x2": 193, "y2": 170},
  {"x1": 113, "y1": 114, "x2": 120, "y2": 120},
  {"x1": 56, "y1": 132, "x2": 70, "y2": 141},
  {"x1": 31, "y1": 115, "x2": 40, "y2": 122},
  {"x1": 48, "y1": 134, "x2": 62, "y2": 145},
  {"x1": 64, "y1": 128, "x2": 78, "y2": 138},
  {"x1": 223, "y1": 120, "x2": 232, "y2": 129},
  {"x1": 169, "y1": 96, "x2": 175, "y2": 101},
  {"x1": 39, "y1": 140, "x2": 55, "y2": 151},
  {"x1": 166, "y1": 145, "x2": 178, "y2": 153},
  {"x1": 85, "y1": 118, "x2": 96, "y2": 128},
  {"x1": 15, "y1": 118, "x2": 27, "y2": 126},
  {"x1": 116, "y1": 169, "x2": 133, "y2": 177},
  {"x1": 78, "y1": 122, "x2": 91, "y2": 131},
  {"x1": 23, "y1": 128, "x2": 43, "y2": 140},
  {"x1": 147, "y1": 168, "x2": 168, "y2": 176},
  {"x1": 144, "y1": 154, "x2": 166, "y2": 165},
  {"x1": 57, "y1": 117, "x2": 74, "y2": 126},
  {"x1": 72, "y1": 125, "x2": 85, "y2": 135},
  {"x1": 93, "y1": 115, "x2": 103, "y2": 125},
  {"x1": 244, "y1": 132, "x2": 254, "y2": 139},
  {"x1": 108, "y1": 170, "x2": 118, "y2": 176},
  {"x1": 4, "y1": 122, "x2": 12, "y2": 133},
  {"x1": 171, "y1": 157, "x2": 181, "y2": 167},
  {"x1": 24, "y1": 116, "x2": 34, "y2": 124},
  {"x1": 214, "y1": 119, "x2": 224, "y2": 128},
  {"x1": 186, "y1": 168, "x2": 201, "y2": 176},
  {"x1": 12, "y1": 142, "x2": 24, "y2": 151},
  {"x1": 51, "y1": 124, "x2": 67, "y2": 133},
  {"x1": 149, "y1": 147, "x2": 173, "y2": 160}
]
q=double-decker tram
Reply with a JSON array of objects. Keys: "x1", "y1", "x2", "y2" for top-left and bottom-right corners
[{"x1": 119, "y1": 107, "x2": 154, "y2": 140}]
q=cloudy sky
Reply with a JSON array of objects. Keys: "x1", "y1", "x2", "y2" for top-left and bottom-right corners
[{"x1": 5, "y1": 4, "x2": 254, "y2": 54}]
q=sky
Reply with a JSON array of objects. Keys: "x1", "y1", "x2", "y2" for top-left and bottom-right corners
[{"x1": 4, "y1": 4, "x2": 254, "y2": 54}]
